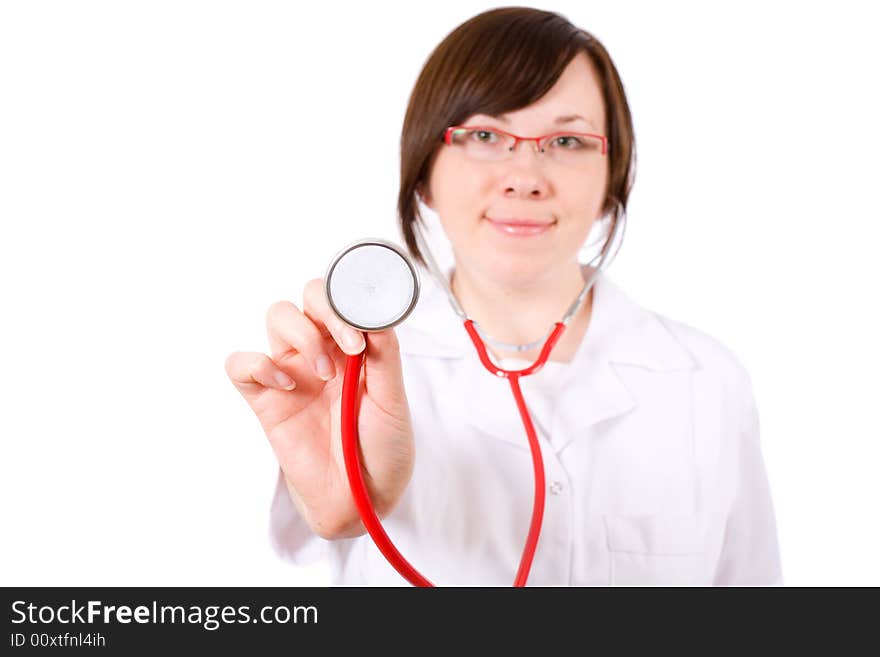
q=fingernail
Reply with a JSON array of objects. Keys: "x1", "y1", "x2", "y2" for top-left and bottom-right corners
[
  {"x1": 315, "y1": 354, "x2": 335, "y2": 381},
  {"x1": 274, "y1": 370, "x2": 296, "y2": 390},
  {"x1": 343, "y1": 329, "x2": 364, "y2": 353}
]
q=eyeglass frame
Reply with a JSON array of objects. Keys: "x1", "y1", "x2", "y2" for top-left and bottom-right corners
[{"x1": 442, "y1": 125, "x2": 610, "y2": 158}]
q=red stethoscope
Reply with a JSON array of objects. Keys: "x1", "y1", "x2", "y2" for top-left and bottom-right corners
[{"x1": 323, "y1": 216, "x2": 624, "y2": 586}]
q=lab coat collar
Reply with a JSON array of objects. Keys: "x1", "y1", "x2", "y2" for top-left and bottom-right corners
[{"x1": 398, "y1": 263, "x2": 698, "y2": 452}]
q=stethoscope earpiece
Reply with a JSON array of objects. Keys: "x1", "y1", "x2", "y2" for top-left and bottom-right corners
[{"x1": 324, "y1": 238, "x2": 420, "y2": 332}]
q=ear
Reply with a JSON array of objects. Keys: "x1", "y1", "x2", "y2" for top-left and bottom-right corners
[{"x1": 417, "y1": 183, "x2": 434, "y2": 210}]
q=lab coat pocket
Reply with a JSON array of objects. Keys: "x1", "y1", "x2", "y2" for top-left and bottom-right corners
[{"x1": 603, "y1": 513, "x2": 707, "y2": 586}]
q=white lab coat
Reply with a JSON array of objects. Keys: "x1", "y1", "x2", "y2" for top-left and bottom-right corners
[{"x1": 268, "y1": 265, "x2": 783, "y2": 586}]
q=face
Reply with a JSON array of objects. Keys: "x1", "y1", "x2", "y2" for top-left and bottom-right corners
[{"x1": 420, "y1": 52, "x2": 609, "y2": 288}]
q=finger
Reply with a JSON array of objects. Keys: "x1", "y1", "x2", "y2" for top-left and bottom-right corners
[
  {"x1": 225, "y1": 352, "x2": 296, "y2": 401},
  {"x1": 302, "y1": 277, "x2": 366, "y2": 357},
  {"x1": 361, "y1": 328, "x2": 407, "y2": 412},
  {"x1": 265, "y1": 296, "x2": 339, "y2": 382}
]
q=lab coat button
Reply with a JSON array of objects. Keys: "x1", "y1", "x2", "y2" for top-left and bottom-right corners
[{"x1": 549, "y1": 481, "x2": 564, "y2": 495}]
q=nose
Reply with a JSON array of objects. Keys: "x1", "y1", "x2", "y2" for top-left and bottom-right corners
[{"x1": 499, "y1": 141, "x2": 551, "y2": 199}]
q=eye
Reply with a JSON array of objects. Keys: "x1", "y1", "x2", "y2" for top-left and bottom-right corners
[
  {"x1": 471, "y1": 129, "x2": 500, "y2": 143},
  {"x1": 551, "y1": 135, "x2": 585, "y2": 149}
]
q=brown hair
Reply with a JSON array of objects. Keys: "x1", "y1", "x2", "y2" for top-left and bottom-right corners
[{"x1": 397, "y1": 6, "x2": 636, "y2": 270}]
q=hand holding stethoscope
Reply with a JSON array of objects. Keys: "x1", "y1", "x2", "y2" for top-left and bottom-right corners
[
  {"x1": 224, "y1": 239, "x2": 543, "y2": 587},
  {"x1": 227, "y1": 213, "x2": 623, "y2": 586},
  {"x1": 224, "y1": 275, "x2": 417, "y2": 547}
]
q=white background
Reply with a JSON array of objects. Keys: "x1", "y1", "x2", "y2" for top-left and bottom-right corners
[{"x1": 1, "y1": 0, "x2": 878, "y2": 586}]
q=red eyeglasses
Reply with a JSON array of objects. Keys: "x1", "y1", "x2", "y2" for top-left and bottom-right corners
[{"x1": 443, "y1": 125, "x2": 609, "y2": 166}]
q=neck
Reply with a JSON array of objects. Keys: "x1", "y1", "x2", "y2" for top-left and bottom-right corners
[{"x1": 450, "y1": 260, "x2": 594, "y2": 364}]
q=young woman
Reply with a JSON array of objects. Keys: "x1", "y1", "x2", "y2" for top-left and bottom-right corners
[{"x1": 226, "y1": 7, "x2": 783, "y2": 586}]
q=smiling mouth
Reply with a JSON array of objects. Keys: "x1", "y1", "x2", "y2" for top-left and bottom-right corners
[
  {"x1": 485, "y1": 216, "x2": 555, "y2": 227},
  {"x1": 484, "y1": 216, "x2": 556, "y2": 237}
]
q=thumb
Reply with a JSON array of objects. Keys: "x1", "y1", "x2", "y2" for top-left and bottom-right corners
[{"x1": 360, "y1": 328, "x2": 407, "y2": 410}]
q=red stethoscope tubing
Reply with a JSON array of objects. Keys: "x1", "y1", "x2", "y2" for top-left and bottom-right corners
[{"x1": 341, "y1": 319, "x2": 567, "y2": 587}]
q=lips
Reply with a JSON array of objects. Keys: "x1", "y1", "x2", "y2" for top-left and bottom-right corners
[
  {"x1": 485, "y1": 216, "x2": 555, "y2": 237},
  {"x1": 485, "y1": 217, "x2": 555, "y2": 227}
]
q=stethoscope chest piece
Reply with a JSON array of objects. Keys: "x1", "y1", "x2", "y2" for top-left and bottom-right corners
[{"x1": 324, "y1": 238, "x2": 420, "y2": 332}]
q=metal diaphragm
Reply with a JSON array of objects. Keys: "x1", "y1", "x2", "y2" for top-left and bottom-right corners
[{"x1": 324, "y1": 238, "x2": 420, "y2": 332}]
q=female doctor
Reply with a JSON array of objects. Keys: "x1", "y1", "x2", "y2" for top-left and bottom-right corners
[{"x1": 225, "y1": 7, "x2": 783, "y2": 586}]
